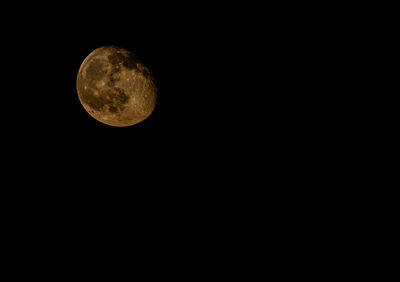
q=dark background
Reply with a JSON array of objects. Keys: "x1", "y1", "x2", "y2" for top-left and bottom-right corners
[{"x1": 0, "y1": 3, "x2": 369, "y2": 268}]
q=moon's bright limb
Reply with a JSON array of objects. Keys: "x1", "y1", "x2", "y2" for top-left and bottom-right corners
[{"x1": 76, "y1": 46, "x2": 157, "y2": 127}]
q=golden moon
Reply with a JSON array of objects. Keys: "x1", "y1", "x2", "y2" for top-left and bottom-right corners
[{"x1": 76, "y1": 46, "x2": 157, "y2": 127}]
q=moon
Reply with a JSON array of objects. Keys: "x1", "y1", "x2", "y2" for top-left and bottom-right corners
[{"x1": 76, "y1": 46, "x2": 157, "y2": 127}]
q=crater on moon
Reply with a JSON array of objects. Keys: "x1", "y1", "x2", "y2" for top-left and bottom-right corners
[{"x1": 76, "y1": 46, "x2": 157, "y2": 127}]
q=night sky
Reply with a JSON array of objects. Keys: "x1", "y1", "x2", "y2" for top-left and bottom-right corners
[{"x1": 0, "y1": 4, "x2": 348, "y2": 265}]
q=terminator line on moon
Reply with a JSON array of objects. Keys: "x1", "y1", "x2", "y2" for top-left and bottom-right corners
[{"x1": 76, "y1": 46, "x2": 157, "y2": 127}]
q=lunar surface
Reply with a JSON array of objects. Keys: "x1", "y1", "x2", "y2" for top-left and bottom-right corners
[{"x1": 76, "y1": 46, "x2": 157, "y2": 127}]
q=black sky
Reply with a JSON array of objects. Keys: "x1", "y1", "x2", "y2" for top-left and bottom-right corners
[{"x1": 0, "y1": 4, "x2": 358, "y2": 256}]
